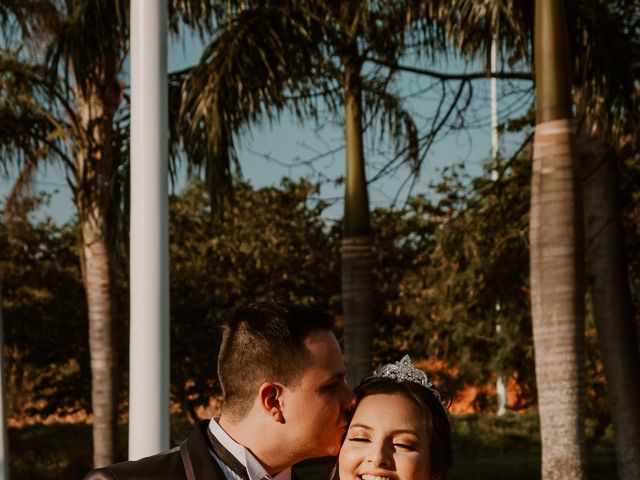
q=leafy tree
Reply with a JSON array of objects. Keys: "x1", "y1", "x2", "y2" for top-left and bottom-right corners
[
  {"x1": 0, "y1": 195, "x2": 89, "y2": 421},
  {"x1": 391, "y1": 158, "x2": 534, "y2": 406},
  {"x1": 368, "y1": 197, "x2": 438, "y2": 369}
]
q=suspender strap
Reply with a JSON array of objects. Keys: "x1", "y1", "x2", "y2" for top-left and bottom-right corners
[
  {"x1": 180, "y1": 442, "x2": 197, "y2": 480},
  {"x1": 206, "y1": 428, "x2": 251, "y2": 480}
]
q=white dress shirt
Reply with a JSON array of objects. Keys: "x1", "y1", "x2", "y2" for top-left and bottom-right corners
[{"x1": 208, "y1": 418, "x2": 292, "y2": 480}]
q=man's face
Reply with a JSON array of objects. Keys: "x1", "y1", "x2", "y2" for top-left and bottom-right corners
[{"x1": 280, "y1": 329, "x2": 355, "y2": 459}]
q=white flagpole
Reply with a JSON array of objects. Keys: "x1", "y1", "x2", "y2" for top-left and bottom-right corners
[
  {"x1": 129, "y1": 0, "x2": 170, "y2": 459},
  {"x1": 491, "y1": 37, "x2": 507, "y2": 416},
  {"x1": 490, "y1": 38, "x2": 499, "y2": 164}
]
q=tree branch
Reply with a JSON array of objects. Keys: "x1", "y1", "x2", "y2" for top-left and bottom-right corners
[{"x1": 366, "y1": 57, "x2": 533, "y2": 81}]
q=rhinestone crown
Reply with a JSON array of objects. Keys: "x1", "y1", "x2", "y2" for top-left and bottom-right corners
[{"x1": 369, "y1": 355, "x2": 446, "y2": 408}]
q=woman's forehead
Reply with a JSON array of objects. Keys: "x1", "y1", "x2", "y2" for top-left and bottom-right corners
[{"x1": 352, "y1": 393, "x2": 426, "y2": 432}]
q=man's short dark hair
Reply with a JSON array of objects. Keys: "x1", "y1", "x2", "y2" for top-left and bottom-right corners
[{"x1": 217, "y1": 301, "x2": 334, "y2": 419}]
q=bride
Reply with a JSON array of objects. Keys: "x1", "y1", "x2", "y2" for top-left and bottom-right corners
[{"x1": 337, "y1": 356, "x2": 453, "y2": 480}]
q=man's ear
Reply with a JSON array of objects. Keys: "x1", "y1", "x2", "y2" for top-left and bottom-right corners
[{"x1": 258, "y1": 382, "x2": 285, "y2": 423}]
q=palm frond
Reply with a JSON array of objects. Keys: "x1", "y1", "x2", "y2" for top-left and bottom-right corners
[
  {"x1": 0, "y1": 50, "x2": 72, "y2": 174},
  {"x1": 361, "y1": 76, "x2": 420, "y2": 175},
  {"x1": 168, "y1": 0, "x2": 234, "y2": 37},
  {"x1": 367, "y1": 0, "x2": 449, "y2": 61},
  {"x1": 0, "y1": 0, "x2": 61, "y2": 46},
  {"x1": 178, "y1": 6, "x2": 337, "y2": 209},
  {"x1": 569, "y1": 0, "x2": 639, "y2": 148},
  {"x1": 45, "y1": 0, "x2": 127, "y2": 98},
  {"x1": 440, "y1": 0, "x2": 533, "y2": 65}
]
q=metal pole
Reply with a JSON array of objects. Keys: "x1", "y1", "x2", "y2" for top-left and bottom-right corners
[
  {"x1": 490, "y1": 37, "x2": 507, "y2": 416},
  {"x1": 490, "y1": 38, "x2": 499, "y2": 163},
  {"x1": 129, "y1": 0, "x2": 170, "y2": 459}
]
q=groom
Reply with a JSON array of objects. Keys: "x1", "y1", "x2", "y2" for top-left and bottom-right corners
[{"x1": 85, "y1": 302, "x2": 354, "y2": 480}]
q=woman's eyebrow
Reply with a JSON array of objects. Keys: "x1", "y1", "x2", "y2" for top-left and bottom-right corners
[
  {"x1": 349, "y1": 423, "x2": 372, "y2": 430},
  {"x1": 391, "y1": 429, "x2": 419, "y2": 436}
]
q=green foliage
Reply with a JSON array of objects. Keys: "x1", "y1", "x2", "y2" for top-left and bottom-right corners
[
  {"x1": 0, "y1": 195, "x2": 90, "y2": 419},
  {"x1": 369, "y1": 195, "x2": 438, "y2": 365},
  {"x1": 380, "y1": 156, "x2": 535, "y2": 405}
]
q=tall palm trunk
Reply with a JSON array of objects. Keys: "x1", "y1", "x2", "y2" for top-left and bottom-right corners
[
  {"x1": 578, "y1": 126, "x2": 640, "y2": 480},
  {"x1": 530, "y1": 1, "x2": 586, "y2": 479},
  {"x1": 80, "y1": 204, "x2": 115, "y2": 467},
  {"x1": 76, "y1": 91, "x2": 117, "y2": 467},
  {"x1": 342, "y1": 63, "x2": 374, "y2": 386}
]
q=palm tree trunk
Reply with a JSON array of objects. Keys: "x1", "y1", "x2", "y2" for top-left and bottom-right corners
[
  {"x1": 342, "y1": 63, "x2": 373, "y2": 386},
  {"x1": 578, "y1": 127, "x2": 640, "y2": 480},
  {"x1": 80, "y1": 206, "x2": 115, "y2": 468},
  {"x1": 531, "y1": 1, "x2": 586, "y2": 479},
  {"x1": 75, "y1": 90, "x2": 117, "y2": 468}
]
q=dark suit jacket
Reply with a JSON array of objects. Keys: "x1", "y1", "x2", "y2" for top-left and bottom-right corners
[{"x1": 84, "y1": 420, "x2": 224, "y2": 480}]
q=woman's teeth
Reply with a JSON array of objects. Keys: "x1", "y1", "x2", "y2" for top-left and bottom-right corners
[{"x1": 360, "y1": 475, "x2": 391, "y2": 480}]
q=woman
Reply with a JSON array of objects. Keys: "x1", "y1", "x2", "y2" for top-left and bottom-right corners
[{"x1": 338, "y1": 356, "x2": 453, "y2": 480}]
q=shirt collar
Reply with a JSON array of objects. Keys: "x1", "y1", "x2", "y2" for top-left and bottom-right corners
[{"x1": 209, "y1": 417, "x2": 292, "y2": 480}]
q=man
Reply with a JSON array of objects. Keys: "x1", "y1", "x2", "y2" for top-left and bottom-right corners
[{"x1": 85, "y1": 302, "x2": 354, "y2": 480}]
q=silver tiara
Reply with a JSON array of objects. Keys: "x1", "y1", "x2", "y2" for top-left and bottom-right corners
[{"x1": 369, "y1": 355, "x2": 446, "y2": 408}]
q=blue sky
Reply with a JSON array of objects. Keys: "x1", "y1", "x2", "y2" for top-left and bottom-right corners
[{"x1": 0, "y1": 31, "x2": 533, "y2": 224}]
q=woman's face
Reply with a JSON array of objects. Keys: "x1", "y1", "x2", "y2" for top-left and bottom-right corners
[{"x1": 338, "y1": 393, "x2": 431, "y2": 480}]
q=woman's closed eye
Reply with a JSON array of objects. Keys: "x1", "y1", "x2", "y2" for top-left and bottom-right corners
[
  {"x1": 348, "y1": 436, "x2": 371, "y2": 443},
  {"x1": 393, "y1": 442, "x2": 416, "y2": 451},
  {"x1": 391, "y1": 433, "x2": 420, "y2": 451}
]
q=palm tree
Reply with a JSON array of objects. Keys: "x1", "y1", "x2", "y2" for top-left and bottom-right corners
[
  {"x1": 1, "y1": 2, "x2": 128, "y2": 465},
  {"x1": 178, "y1": 1, "x2": 432, "y2": 384},
  {"x1": 0, "y1": 0, "x2": 222, "y2": 467},
  {"x1": 572, "y1": 0, "x2": 640, "y2": 474},
  {"x1": 571, "y1": 7, "x2": 640, "y2": 476},
  {"x1": 529, "y1": 1, "x2": 586, "y2": 478},
  {"x1": 578, "y1": 124, "x2": 640, "y2": 480}
]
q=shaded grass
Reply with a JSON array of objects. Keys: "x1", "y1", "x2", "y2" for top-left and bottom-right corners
[
  {"x1": 8, "y1": 420, "x2": 193, "y2": 479},
  {"x1": 8, "y1": 414, "x2": 615, "y2": 480},
  {"x1": 448, "y1": 414, "x2": 615, "y2": 480}
]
